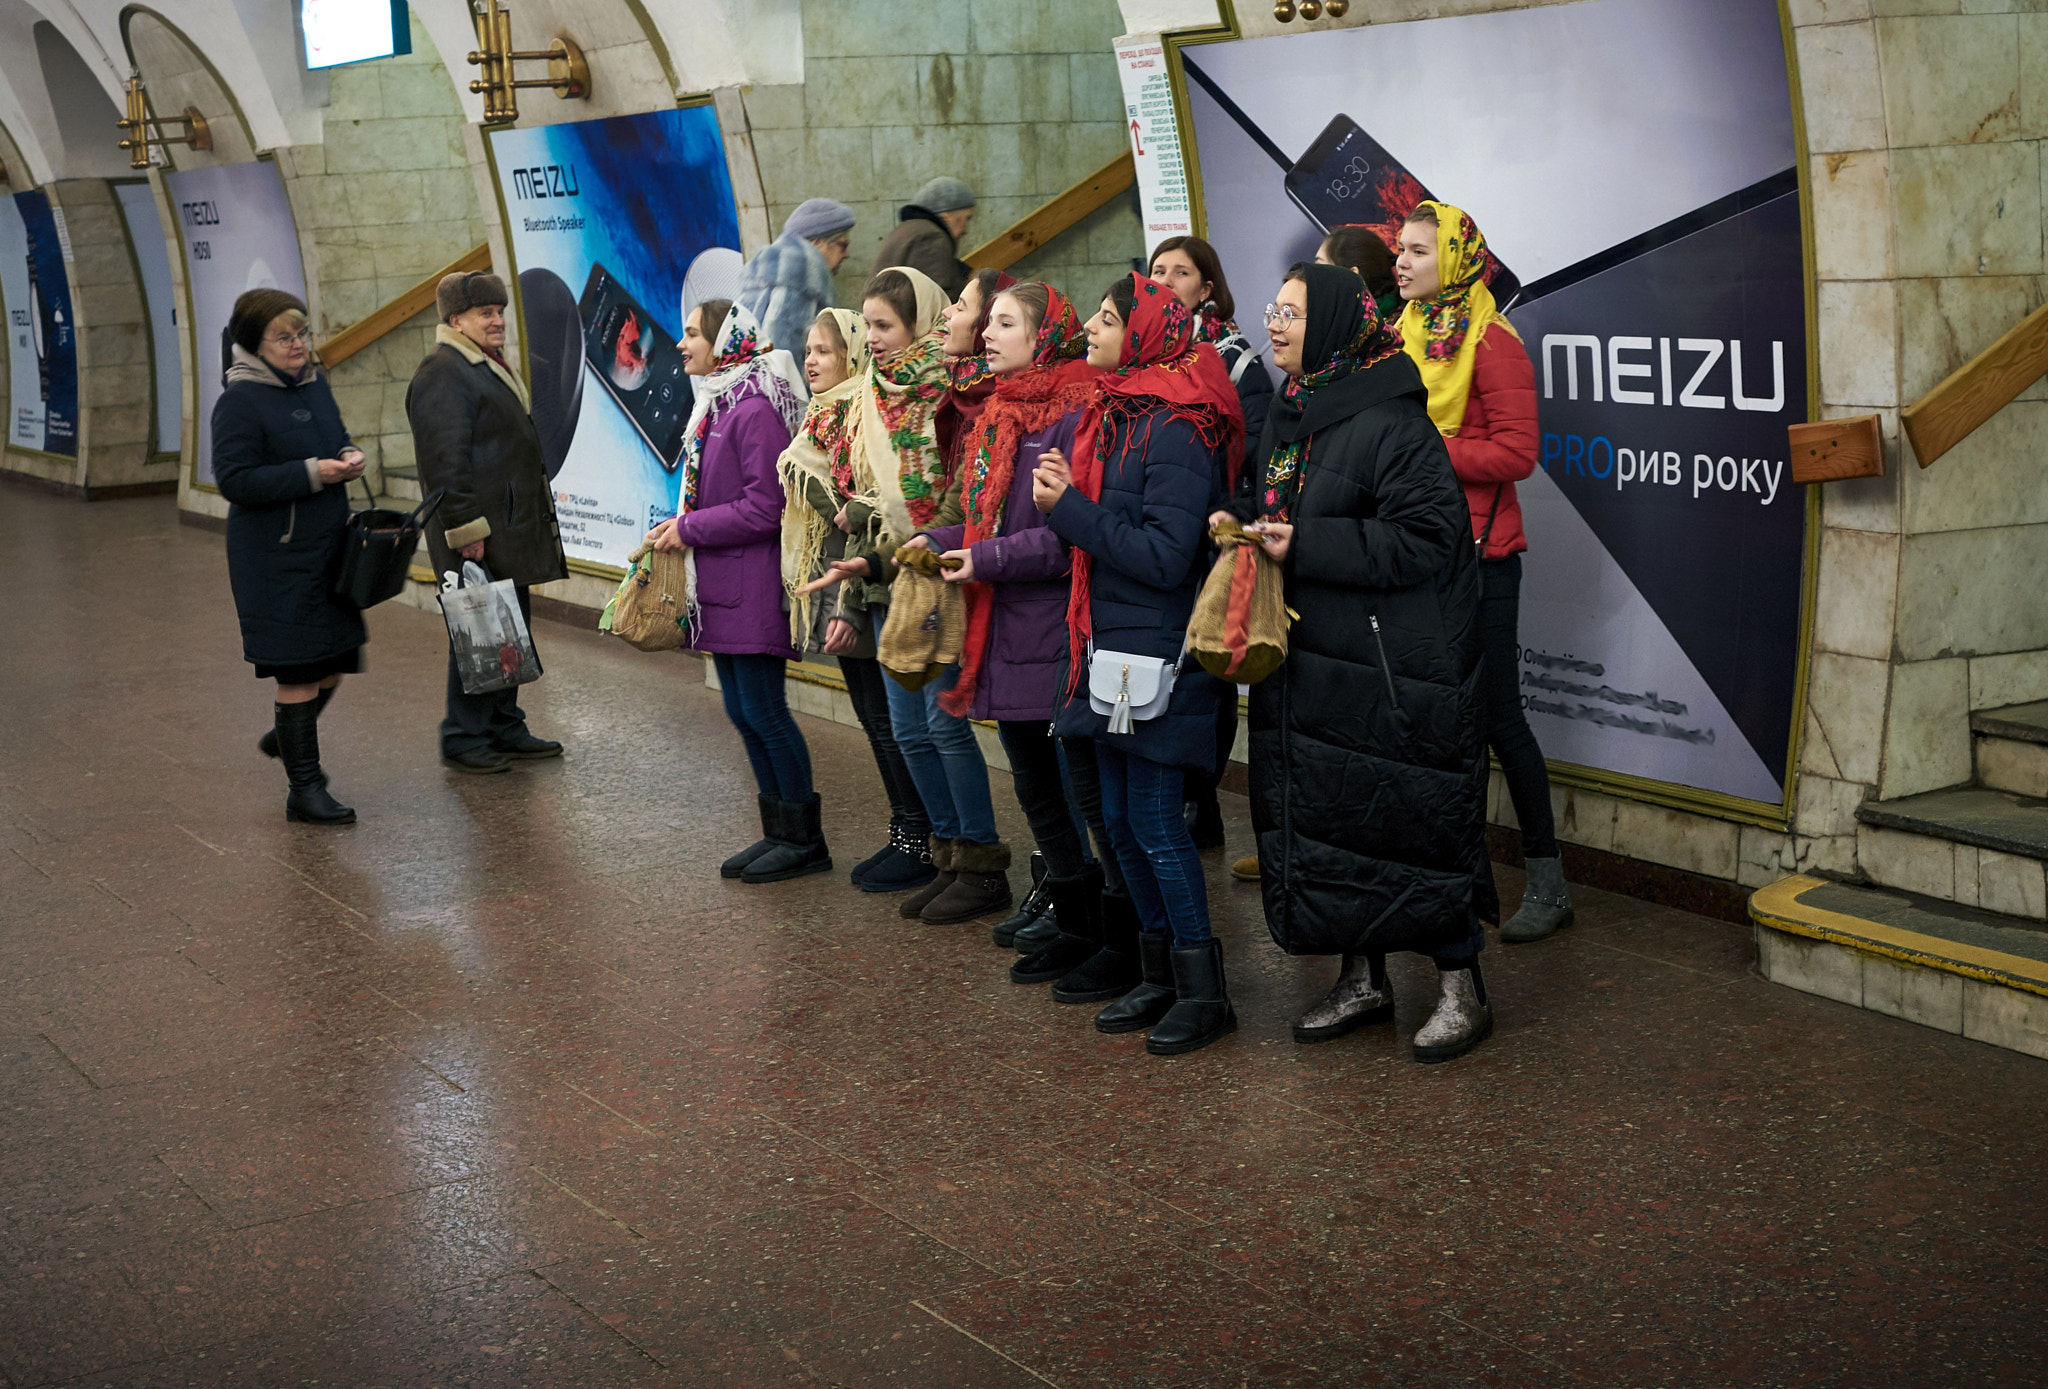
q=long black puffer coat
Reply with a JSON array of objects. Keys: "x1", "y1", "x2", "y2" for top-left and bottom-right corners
[
  {"x1": 1238, "y1": 351, "x2": 1496, "y2": 957},
  {"x1": 211, "y1": 348, "x2": 367, "y2": 668}
]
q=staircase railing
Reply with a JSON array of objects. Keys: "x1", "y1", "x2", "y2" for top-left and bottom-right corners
[
  {"x1": 962, "y1": 152, "x2": 1136, "y2": 273},
  {"x1": 318, "y1": 243, "x2": 492, "y2": 370},
  {"x1": 1900, "y1": 299, "x2": 2048, "y2": 467}
]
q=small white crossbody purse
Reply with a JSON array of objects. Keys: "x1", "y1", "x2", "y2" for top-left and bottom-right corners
[{"x1": 1086, "y1": 641, "x2": 1185, "y2": 734}]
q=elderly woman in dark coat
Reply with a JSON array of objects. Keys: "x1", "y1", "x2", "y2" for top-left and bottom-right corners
[
  {"x1": 1038, "y1": 272, "x2": 1244, "y2": 1056},
  {"x1": 212, "y1": 289, "x2": 367, "y2": 826},
  {"x1": 1222, "y1": 263, "x2": 1497, "y2": 1063}
]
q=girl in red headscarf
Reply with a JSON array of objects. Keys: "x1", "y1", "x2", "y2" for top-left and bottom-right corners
[
  {"x1": 1032, "y1": 272, "x2": 1244, "y2": 1057},
  {"x1": 910, "y1": 283, "x2": 1115, "y2": 974}
]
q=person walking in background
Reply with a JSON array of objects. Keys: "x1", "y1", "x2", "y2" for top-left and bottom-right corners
[
  {"x1": 777, "y1": 305, "x2": 935, "y2": 894},
  {"x1": 1226, "y1": 264, "x2": 1496, "y2": 1063},
  {"x1": 1319, "y1": 225, "x2": 1404, "y2": 323},
  {"x1": 872, "y1": 178, "x2": 977, "y2": 298},
  {"x1": 1146, "y1": 235, "x2": 1269, "y2": 859},
  {"x1": 736, "y1": 198, "x2": 857, "y2": 357},
  {"x1": 213, "y1": 289, "x2": 367, "y2": 826},
  {"x1": 1395, "y1": 200, "x2": 1573, "y2": 944},
  {"x1": 1037, "y1": 273, "x2": 1243, "y2": 1054},
  {"x1": 407, "y1": 271, "x2": 568, "y2": 777},
  {"x1": 647, "y1": 300, "x2": 821, "y2": 883}
]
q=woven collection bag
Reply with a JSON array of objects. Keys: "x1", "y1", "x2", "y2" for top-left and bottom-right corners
[
  {"x1": 877, "y1": 545, "x2": 964, "y2": 689},
  {"x1": 600, "y1": 544, "x2": 689, "y2": 652},
  {"x1": 1188, "y1": 517, "x2": 1289, "y2": 685}
]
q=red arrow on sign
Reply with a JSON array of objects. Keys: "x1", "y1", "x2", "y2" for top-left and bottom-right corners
[{"x1": 1130, "y1": 118, "x2": 1144, "y2": 156}]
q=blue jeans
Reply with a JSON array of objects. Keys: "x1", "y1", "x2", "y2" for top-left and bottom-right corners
[
  {"x1": 711, "y1": 653, "x2": 813, "y2": 801},
  {"x1": 882, "y1": 666, "x2": 998, "y2": 844},
  {"x1": 1095, "y1": 745, "x2": 1211, "y2": 946}
]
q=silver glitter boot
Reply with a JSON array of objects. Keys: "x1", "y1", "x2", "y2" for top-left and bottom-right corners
[
  {"x1": 1292, "y1": 952, "x2": 1393, "y2": 1044},
  {"x1": 1501, "y1": 856, "x2": 1575, "y2": 943},
  {"x1": 1412, "y1": 966, "x2": 1492, "y2": 1063}
]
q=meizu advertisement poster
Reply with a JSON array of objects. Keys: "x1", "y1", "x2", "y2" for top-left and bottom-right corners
[
  {"x1": 165, "y1": 160, "x2": 310, "y2": 488},
  {"x1": 488, "y1": 106, "x2": 744, "y2": 571},
  {"x1": 1184, "y1": 0, "x2": 1805, "y2": 807},
  {"x1": 0, "y1": 190, "x2": 79, "y2": 456}
]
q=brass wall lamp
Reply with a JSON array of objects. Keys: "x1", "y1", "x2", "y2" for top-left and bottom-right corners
[
  {"x1": 116, "y1": 71, "x2": 211, "y2": 169},
  {"x1": 467, "y1": 0, "x2": 591, "y2": 126},
  {"x1": 1274, "y1": 0, "x2": 1348, "y2": 19}
]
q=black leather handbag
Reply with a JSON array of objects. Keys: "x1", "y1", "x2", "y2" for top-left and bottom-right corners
[{"x1": 335, "y1": 479, "x2": 444, "y2": 610}]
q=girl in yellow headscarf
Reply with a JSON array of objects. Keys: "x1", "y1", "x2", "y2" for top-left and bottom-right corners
[{"x1": 1393, "y1": 199, "x2": 1574, "y2": 946}]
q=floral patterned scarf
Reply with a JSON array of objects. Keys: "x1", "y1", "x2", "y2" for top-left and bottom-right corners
[
  {"x1": 854, "y1": 266, "x2": 955, "y2": 541},
  {"x1": 1396, "y1": 200, "x2": 1520, "y2": 437},
  {"x1": 680, "y1": 301, "x2": 808, "y2": 517},
  {"x1": 1261, "y1": 265, "x2": 1406, "y2": 521},
  {"x1": 777, "y1": 308, "x2": 872, "y2": 647}
]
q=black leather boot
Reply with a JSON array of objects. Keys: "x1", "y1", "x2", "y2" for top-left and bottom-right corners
[
  {"x1": 855, "y1": 819, "x2": 937, "y2": 894},
  {"x1": 1095, "y1": 931, "x2": 1174, "y2": 1034},
  {"x1": 721, "y1": 795, "x2": 777, "y2": 878},
  {"x1": 1146, "y1": 939, "x2": 1237, "y2": 1056},
  {"x1": 1052, "y1": 888, "x2": 1142, "y2": 1003},
  {"x1": 258, "y1": 684, "x2": 333, "y2": 764},
  {"x1": 743, "y1": 794, "x2": 833, "y2": 883},
  {"x1": 275, "y1": 700, "x2": 354, "y2": 825},
  {"x1": 991, "y1": 851, "x2": 1051, "y2": 948},
  {"x1": 1011, "y1": 866, "x2": 1105, "y2": 984}
]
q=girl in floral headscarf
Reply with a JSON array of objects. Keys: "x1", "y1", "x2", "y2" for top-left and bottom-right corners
[
  {"x1": 648, "y1": 298, "x2": 817, "y2": 885},
  {"x1": 1032, "y1": 272, "x2": 1244, "y2": 1056},
  {"x1": 1394, "y1": 199, "x2": 1571, "y2": 947}
]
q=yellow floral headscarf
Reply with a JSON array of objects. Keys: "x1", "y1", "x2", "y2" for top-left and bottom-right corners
[
  {"x1": 1397, "y1": 200, "x2": 1521, "y2": 437},
  {"x1": 778, "y1": 308, "x2": 872, "y2": 646}
]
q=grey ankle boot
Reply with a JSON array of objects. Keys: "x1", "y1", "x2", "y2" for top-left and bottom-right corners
[
  {"x1": 1292, "y1": 952, "x2": 1393, "y2": 1043},
  {"x1": 1500, "y1": 856, "x2": 1574, "y2": 943},
  {"x1": 1412, "y1": 966, "x2": 1492, "y2": 1063}
]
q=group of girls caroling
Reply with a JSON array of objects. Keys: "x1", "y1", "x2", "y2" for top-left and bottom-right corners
[{"x1": 649, "y1": 205, "x2": 1560, "y2": 1063}]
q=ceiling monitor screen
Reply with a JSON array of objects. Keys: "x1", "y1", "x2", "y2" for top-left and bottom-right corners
[{"x1": 301, "y1": 0, "x2": 412, "y2": 70}]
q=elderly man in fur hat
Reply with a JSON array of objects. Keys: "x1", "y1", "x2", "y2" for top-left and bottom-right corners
[{"x1": 407, "y1": 270, "x2": 569, "y2": 774}]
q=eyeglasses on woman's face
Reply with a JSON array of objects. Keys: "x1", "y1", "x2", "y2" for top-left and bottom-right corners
[
  {"x1": 265, "y1": 329, "x2": 313, "y2": 348},
  {"x1": 1263, "y1": 303, "x2": 1304, "y2": 331}
]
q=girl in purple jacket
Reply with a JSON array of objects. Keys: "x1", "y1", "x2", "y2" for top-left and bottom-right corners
[{"x1": 648, "y1": 300, "x2": 818, "y2": 883}]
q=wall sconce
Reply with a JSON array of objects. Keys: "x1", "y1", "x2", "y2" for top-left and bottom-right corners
[
  {"x1": 116, "y1": 72, "x2": 211, "y2": 169},
  {"x1": 467, "y1": 0, "x2": 591, "y2": 126},
  {"x1": 1274, "y1": 0, "x2": 1346, "y2": 19}
]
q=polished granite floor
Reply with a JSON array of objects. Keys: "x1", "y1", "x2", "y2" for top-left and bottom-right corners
[{"x1": 2, "y1": 485, "x2": 2045, "y2": 1388}]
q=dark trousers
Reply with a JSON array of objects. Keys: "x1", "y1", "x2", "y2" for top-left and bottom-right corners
[
  {"x1": 1187, "y1": 691, "x2": 1239, "y2": 806},
  {"x1": 1480, "y1": 554, "x2": 1558, "y2": 859},
  {"x1": 840, "y1": 655, "x2": 928, "y2": 833},
  {"x1": 996, "y1": 721, "x2": 1115, "y2": 883},
  {"x1": 712, "y1": 653, "x2": 813, "y2": 801},
  {"x1": 442, "y1": 583, "x2": 534, "y2": 755},
  {"x1": 1057, "y1": 734, "x2": 1119, "y2": 892},
  {"x1": 1097, "y1": 746, "x2": 1211, "y2": 946}
]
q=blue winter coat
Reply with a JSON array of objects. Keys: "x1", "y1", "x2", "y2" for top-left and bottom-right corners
[
  {"x1": 1048, "y1": 409, "x2": 1227, "y2": 773},
  {"x1": 211, "y1": 349, "x2": 367, "y2": 668}
]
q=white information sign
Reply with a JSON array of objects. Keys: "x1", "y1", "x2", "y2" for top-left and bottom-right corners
[{"x1": 1115, "y1": 36, "x2": 1192, "y2": 247}]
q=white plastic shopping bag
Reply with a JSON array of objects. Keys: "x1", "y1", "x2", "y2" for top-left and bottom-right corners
[{"x1": 439, "y1": 560, "x2": 542, "y2": 695}]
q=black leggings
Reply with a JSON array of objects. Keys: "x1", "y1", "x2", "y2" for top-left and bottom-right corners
[
  {"x1": 1185, "y1": 692, "x2": 1239, "y2": 806},
  {"x1": 1479, "y1": 554, "x2": 1557, "y2": 859},
  {"x1": 997, "y1": 721, "x2": 1119, "y2": 889},
  {"x1": 840, "y1": 655, "x2": 929, "y2": 834}
]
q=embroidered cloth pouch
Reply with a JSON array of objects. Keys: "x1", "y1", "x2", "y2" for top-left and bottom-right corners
[
  {"x1": 877, "y1": 546, "x2": 964, "y2": 690},
  {"x1": 600, "y1": 543, "x2": 689, "y2": 653},
  {"x1": 1188, "y1": 516, "x2": 1289, "y2": 684}
]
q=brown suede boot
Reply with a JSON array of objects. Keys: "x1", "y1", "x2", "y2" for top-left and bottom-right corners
[
  {"x1": 919, "y1": 838, "x2": 1013, "y2": 925},
  {"x1": 899, "y1": 836, "x2": 956, "y2": 918}
]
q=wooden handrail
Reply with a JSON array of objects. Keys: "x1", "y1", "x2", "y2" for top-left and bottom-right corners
[
  {"x1": 962, "y1": 152, "x2": 1136, "y2": 272},
  {"x1": 318, "y1": 242, "x2": 491, "y2": 369},
  {"x1": 1900, "y1": 298, "x2": 2048, "y2": 467}
]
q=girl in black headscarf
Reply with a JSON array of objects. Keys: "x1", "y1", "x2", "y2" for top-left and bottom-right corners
[{"x1": 1219, "y1": 262, "x2": 1497, "y2": 1062}]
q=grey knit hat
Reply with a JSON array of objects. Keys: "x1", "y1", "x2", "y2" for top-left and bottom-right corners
[
  {"x1": 437, "y1": 270, "x2": 508, "y2": 321},
  {"x1": 783, "y1": 197, "x2": 856, "y2": 240},
  {"x1": 911, "y1": 177, "x2": 975, "y2": 213}
]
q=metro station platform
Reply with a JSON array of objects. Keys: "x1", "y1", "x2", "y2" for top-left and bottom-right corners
[{"x1": 2, "y1": 484, "x2": 2044, "y2": 1388}]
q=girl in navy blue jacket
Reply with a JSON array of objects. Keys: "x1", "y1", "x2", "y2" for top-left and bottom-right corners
[{"x1": 1033, "y1": 273, "x2": 1244, "y2": 1057}]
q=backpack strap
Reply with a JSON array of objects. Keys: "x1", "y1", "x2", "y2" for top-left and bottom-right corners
[{"x1": 1216, "y1": 334, "x2": 1261, "y2": 386}]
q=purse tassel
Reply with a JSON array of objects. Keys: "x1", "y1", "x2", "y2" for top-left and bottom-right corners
[{"x1": 1108, "y1": 664, "x2": 1133, "y2": 735}]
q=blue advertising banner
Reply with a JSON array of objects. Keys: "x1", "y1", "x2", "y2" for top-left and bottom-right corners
[
  {"x1": 164, "y1": 160, "x2": 309, "y2": 487},
  {"x1": 0, "y1": 190, "x2": 80, "y2": 456},
  {"x1": 1182, "y1": 0, "x2": 1806, "y2": 811},
  {"x1": 487, "y1": 104, "x2": 743, "y2": 570}
]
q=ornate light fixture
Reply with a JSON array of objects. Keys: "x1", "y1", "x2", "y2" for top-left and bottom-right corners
[
  {"x1": 1275, "y1": 0, "x2": 1347, "y2": 20},
  {"x1": 467, "y1": 0, "x2": 591, "y2": 126},
  {"x1": 116, "y1": 72, "x2": 211, "y2": 169}
]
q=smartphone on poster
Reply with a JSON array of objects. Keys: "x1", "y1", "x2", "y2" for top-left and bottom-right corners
[
  {"x1": 1282, "y1": 114, "x2": 1522, "y2": 308},
  {"x1": 578, "y1": 265, "x2": 693, "y2": 472}
]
